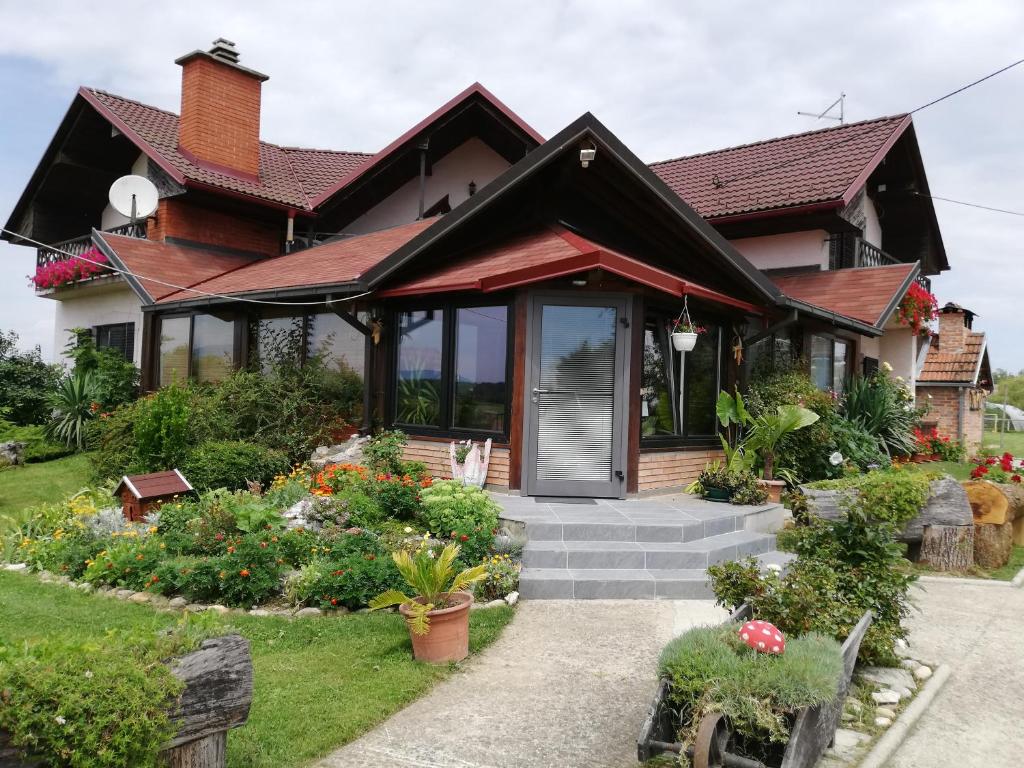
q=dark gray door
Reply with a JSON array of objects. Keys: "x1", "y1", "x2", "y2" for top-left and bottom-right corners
[{"x1": 525, "y1": 295, "x2": 629, "y2": 498}]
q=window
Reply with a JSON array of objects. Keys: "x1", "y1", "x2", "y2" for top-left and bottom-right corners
[
  {"x1": 159, "y1": 317, "x2": 191, "y2": 387},
  {"x1": 191, "y1": 315, "x2": 235, "y2": 383},
  {"x1": 810, "y1": 334, "x2": 851, "y2": 394},
  {"x1": 308, "y1": 313, "x2": 365, "y2": 377},
  {"x1": 251, "y1": 316, "x2": 305, "y2": 373},
  {"x1": 94, "y1": 323, "x2": 135, "y2": 361},
  {"x1": 393, "y1": 305, "x2": 509, "y2": 435},
  {"x1": 640, "y1": 315, "x2": 722, "y2": 442}
]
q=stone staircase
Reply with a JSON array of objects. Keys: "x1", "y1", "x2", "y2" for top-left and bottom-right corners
[{"x1": 494, "y1": 495, "x2": 794, "y2": 600}]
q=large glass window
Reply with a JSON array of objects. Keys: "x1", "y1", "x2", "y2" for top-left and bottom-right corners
[
  {"x1": 308, "y1": 313, "x2": 365, "y2": 376},
  {"x1": 810, "y1": 334, "x2": 850, "y2": 394},
  {"x1": 454, "y1": 306, "x2": 508, "y2": 432},
  {"x1": 251, "y1": 316, "x2": 305, "y2": 373},
  {"x1": 640, "y1": 316, "x2": 722, "y2": 442},
  {"x1": 191, "y1": 315, "x2": 235, "y2": 383},
  {"x1": 393, "y1": 305, "x2": 509, "y2": 435},
  {"x1": 159, "y1": 317, "x2": 190, "y2": 387},
  {"x1": 396, "y1": 310, "x2": 444, "y2": 427}
]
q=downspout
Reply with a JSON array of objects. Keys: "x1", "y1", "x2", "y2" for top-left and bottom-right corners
[
  {"x1": 416, "y1": 141, "x2": 429, "y2": 219},
  {"x1": 958, "y1": 387, "x2": 965, "y2": 443}
]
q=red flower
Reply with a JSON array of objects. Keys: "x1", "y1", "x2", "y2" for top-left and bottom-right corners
[
  {"x1": 1013, "y1": 475, "x2": 1022, "y2": 484},
  {"x1": 330, "y1": 598, "x2": 338, "y2": 606},
  {"x1": 239, "y1": 569, "x2": 250, "y2": 577},
  {"x1": 215, "y1": 532, "x2": 225, "y2": 542},
  {"x1": 971, "y1": 465, "x2": 990, "y2": 479}
]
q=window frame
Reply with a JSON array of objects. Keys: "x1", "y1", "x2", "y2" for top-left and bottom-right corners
[
  {"x1": 640, "y1": 304, "x2": 728, "y2": 450},
  {"x1": 156, "y1": 312, "x2": 242, "y2": 385},
  {"x1": 93, "y1": 322, "x2": 135, "y2": 361},
  {"x1": 389, "y1": 299, "x2": 514, "y2": 441},
  {"x1": 809, "y1": 331, "x2": 854, "y2": 394}
]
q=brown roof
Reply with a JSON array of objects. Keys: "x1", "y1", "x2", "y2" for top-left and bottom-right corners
[
  {"x1": 96, "y1": 233, "x2": 257, "y2": 302},
  {"x1": 770, "y1": 263, "x2": 917, "y2": 327},
  {"x1": 649, "y1": 115, "x2": 910, "y2": 221},
  {"x1": 115, "y1": 470, "x2": 193, "y2": 500},
  {"x1": 155, "y1": 218, "x2": 436, "y2": 302},
  {"x1": 81, "y1": 88, "x2": 371, "y2": 210},
  {"x1": 919, "y1": 331, "x2": 987, "y2": 384}
]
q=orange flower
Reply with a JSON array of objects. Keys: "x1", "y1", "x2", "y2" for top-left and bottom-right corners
[{"x1": 239, "y1": 569, "x2": 250, "y2": 578}]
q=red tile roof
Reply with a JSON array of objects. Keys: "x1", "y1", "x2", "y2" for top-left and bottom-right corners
[
  {"x1": 770, "y1": 263, "x2": 916, "y2": 327},
  {"x1": 919, "y1": 331, "x2": 987, "y2": 383},
  {"x1": 649, "y1": 115, "x2": 910, "y2": 221},
  {"x1": 155, "y1": 218, "x2": 436, "y2": 302},
  {"x1": 115, "y1": 470, "x2": 193, "y2": 500},
  {"x1": 96, "y1": 233, "x2": 257, "y2": 301},
  {"x1": 380, "y1": 225, "x2": 762, "y2": 313},
  {"x1": 81, "y1": 88, "x2": 371, "y2": 210}
]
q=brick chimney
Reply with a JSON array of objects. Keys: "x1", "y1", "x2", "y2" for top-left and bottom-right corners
[
  {"x1": 937, "y1": 302, "x2": 973, "y2": 354},
  {"x1": 175, "y1": 39, "x2": 268, "y2": 180}
]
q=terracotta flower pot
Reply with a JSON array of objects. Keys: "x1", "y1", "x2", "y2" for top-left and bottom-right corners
[
  {"x1": 399, "y1": 591, "x2": 473, "y2": 663},
  {"x1": 758, "y1": 479, "x2": 786, "y2": 504}
]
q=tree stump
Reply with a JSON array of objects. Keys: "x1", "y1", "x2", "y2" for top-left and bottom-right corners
[
  {"x1": 974, "y1": 523, "x2": 1014, "y2": 569},
  {"x1": 919, "y1": 525, "x2": 974, "y2": 571},
  {"x1": 962, "y1": 480, "x2": 1023, "y2": 567}
]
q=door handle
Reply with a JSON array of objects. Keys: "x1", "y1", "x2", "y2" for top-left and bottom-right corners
[{"x1": 532, "y1": 388, "x2": 569, "y2": 394}]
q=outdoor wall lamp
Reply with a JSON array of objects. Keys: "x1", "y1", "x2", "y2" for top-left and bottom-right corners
[{"x1": 580, "y1": 142, "x2": 597, "y2": 168}]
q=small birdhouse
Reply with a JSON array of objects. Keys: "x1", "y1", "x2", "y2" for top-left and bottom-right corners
[{"x1": 114, "y1": 470, "x2": 194, "y2": 522}]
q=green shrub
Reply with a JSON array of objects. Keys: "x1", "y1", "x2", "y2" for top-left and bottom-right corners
[
  {"x1": 60, "y1": 328, "x2": 140, "y2": 411},
  {"x1": 804, "y1": 467, "x2": 933, "y2": 527},
  {"x1": 658, "y1": 624, "x2": 843, "y2": 746},
  {"x1": 372, "y1": 473, "x2": 428, "y2": 521},
  {"x1": 82, "y1": 534, "x2": 165, "y2": 591},
  {"x1": 0, "y1": 330, "x2": 61, "y2": 426},
  {"x1": 180, "y1": 440, "x2": 290, "y2": 492},
  {"x1": 477, "y1": 553, "x2": 520, "y2": 601},
  {"x1": 287, "y1": 551, "x2": 404, "y2": 610},
  {"x1": 0, "y1": 619, "x2": 222, "y2": 768},
  {"x1": 44, "y1": 372, "x2": 98, "y2": 451},
  {"x1": 0, "y1": 421, "x2": 73, "y2": 463},
  {"x1": 843, "y1": 372, "x2": 919, "y2": 457},
  {"x1": 133, "y1": 385, "x2": 192, "y2": 471},
  {"x1": 210, "y1": 535, "x2": 286, "y2": 606},
  {"x1": 363, "y1": 429, "x2": 408, "y2": 475},
  {"x1": 419, "y1": 480, "x2": 499, "y2": 564}
]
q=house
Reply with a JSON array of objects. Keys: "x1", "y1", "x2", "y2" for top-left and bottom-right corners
[
  {"x1": 916, "y1": 302, "x2": 993, "y2": 450},
  {"x1": 4, "y1": 38, "x2": 956, "y2": 498}
]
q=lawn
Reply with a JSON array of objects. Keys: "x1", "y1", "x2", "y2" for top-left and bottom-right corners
[
  {"x1": 983, "y1": 429, "x2": 1024, "y2": 456},
  {"x1": 0, "y1": 453, "x2": 93, "y2": 531},
  {"x1": 0, "y1": 570, "x2": 515, "y2": 767}
]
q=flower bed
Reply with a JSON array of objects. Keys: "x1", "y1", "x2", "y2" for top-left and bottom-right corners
[{"x1": 30, "y1": 249, "x2": 110, "y2": 290}]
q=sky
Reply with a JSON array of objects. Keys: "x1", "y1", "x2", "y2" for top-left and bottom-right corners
[{"x1": 0, "y1": 0, "x2": 1021, "y2": 370}]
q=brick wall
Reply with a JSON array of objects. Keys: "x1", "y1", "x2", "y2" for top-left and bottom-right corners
[
  {"x1": 637, "y1": 448, "x2": 725, "y2": 494},
  {"x1": 403, "y1": 439, "x2": 511, "y2": 489},
  {"x1": 147, "y1": 198, "x2": 280, "y2": 256},
  {"x1": 179, "y1": 56, "x2": 262, "y2": 177},
  {"x1": 917, "y1": 385, "x2": 987, "y2": 452}
]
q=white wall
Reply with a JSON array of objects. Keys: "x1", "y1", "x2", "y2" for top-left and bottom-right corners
[
  {"x1": 860, "y1": 335, "x2": 881, "y2": 361},
  {"x1": 51, "y1": 281, "x2": 145, "y2": 365},
  {"x1": 343, "y1": 138, "x2": 511, "y2": 235},
  {"x1": 879, "y1": 325, "x2": 918, "y2": 397},
  {"x1": 100, "y1": 154, "x2": 149, "y2": 230},
  {"x1": 862, "y1": 195, "x2": 882, "y2": 248},
  {"x1": 728, "y1": 230, "x2": 829, "y2": 271}
]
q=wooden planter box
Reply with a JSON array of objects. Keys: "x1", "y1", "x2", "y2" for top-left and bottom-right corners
[
  {"x1": 637, "y1": 607, "x2": 873, "y2": 768},
  {"x1": 1, "y1": 635, "x2": 252, "y2": 768}
]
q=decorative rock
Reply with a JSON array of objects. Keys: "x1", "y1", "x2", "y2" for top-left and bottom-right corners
[
  {"x1": 186, "y1": 603, "x2": 209, "y2": 613},
  {"x1": 914, "y1": 665, "x2": 933, "y2": 681},
  {"x1": 295, "y1": 607, "x2": 322, "y2": 618},
  {"x1": 504, "y1": 590, "x2": 519, "y2": 606},
  {"x1": 129, "y1": 591, "x2": 152, "y2": 603},
  {"x1": 900, "y1": 658, "x2": 920, "y2": 670},
  {"x1": 876, "y1": 706, "x2": 896, "y2": 719},
  {"x1": 894, "y1": 638, "x2": 909, "y2": 650},
  {"x1": 168, "y1": 597, "x2": 188, "y2": 609},
  {"x1": 0, "y1": 440, "x2": 25, "y2": 467},
  {"x1": 846, "y1": 699, "x2": 863, "y2": 713},
  {"x1": 284, "y1": 497, "x2": 315, "y2": 530},
  {"x1": 874, "y1": 716, "x2": 893, "y2": 727},
  {"x1": 115, "y1": 589, "x2": 134, "y2": 599},
  {"x1": 895, "y1": 686, "x2": 913, "y2": 700},
  {"x1": 206, "y1": 604, "x2": 230, "y2": 614},
  {"x1": 830, "y1": 728, "x2": 870, "y2": 759},
  {"x1": 2, "y1": 562, "x2": 27, "y2": 571},
  {"x1": 841, "y1": 711, "x2": 855, "y2": 722},
  {"x1": 310, "y1": 435, "x2": 368, "y2": 469},
  {"x1": 871, "y1": 690, "x2": 900, "y2": 705},
  {"x1": 248, "y1": 608, "x2": 271, "y2": 617},
  {"x1": 860, "y1": 666, "x2": 916, "y2": 692},
  {"x1": 75, "y1": 582, "x2": 93, "y2": 592}
]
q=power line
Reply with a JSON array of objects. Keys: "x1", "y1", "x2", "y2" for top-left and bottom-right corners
[
  {"x1": 913, "y1": 192, "x2": 1024, "y2": 218},
  {"x1": 2, "y1": 227, "x2": 370, "y2": 308},
  {"x1": 716, "y1": 57, "x2": 1024, "y2": 189}
]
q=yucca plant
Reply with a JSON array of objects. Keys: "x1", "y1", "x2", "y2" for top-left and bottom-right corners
[
  {"x1": 369, "y1": 542, "x2": 487, "y2": 635},
  {"x1": 44, "y1": 371, "x2": 98, "y2": 451}
]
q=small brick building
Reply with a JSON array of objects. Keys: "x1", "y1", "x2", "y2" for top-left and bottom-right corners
[{"x1": 916, "y1": 303, "x2": 993, "y2": 452}]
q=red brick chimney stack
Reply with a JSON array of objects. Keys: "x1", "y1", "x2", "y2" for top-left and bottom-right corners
[
  {"x1": 937, "y1": 302, "x2": 971, "y2": 354},
  {"x1": 175, "y1": 38, "x2": 269, "y2": 180}
]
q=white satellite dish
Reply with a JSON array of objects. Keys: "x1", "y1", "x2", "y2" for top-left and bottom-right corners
[{"x1": 108, "y1": 175, "x2": 159, "y2": 222}]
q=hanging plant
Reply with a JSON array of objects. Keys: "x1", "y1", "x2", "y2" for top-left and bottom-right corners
[
  {"x1": 896, "y1": 283, "x2": 938, "y2": 338},
  {"x1": 29, "y1": 248, "x2": 110, "y2": 290},
  {"x1": 669, "y1": 297, "x2": 706, "y2": 352}
]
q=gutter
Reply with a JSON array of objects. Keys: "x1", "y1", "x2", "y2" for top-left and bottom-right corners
[
  {"x1": 778, "y1": 296, "x2": 880, "y2": 337},
  {"x1": 144, "y1": 280, "x2": 366, "y2": 311}
]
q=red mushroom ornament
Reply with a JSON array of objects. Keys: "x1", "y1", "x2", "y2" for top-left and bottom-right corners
[{"x1": 739, "y1": 619, "x2": 786, "y2": 655}]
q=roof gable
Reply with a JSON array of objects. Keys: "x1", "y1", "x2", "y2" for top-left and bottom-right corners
[{"x1": 919, "y1": 330, "x2": 990, "y2": 386}]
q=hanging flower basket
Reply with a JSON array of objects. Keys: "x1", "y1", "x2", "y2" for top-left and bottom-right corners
[
  {"x1": 896, "y1": 283, "x2": 938, "y2": 338},
  {"x1": 671, "y1": 331, "x2": 699, "y2": 352},
  {"x1": 669, "y1": 297, "x2": 705, "y2": 353}
]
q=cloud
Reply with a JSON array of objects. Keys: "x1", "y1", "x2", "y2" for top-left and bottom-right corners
[{"x1": 0, "y1": 0, "x2": 1021, "y2": 367}]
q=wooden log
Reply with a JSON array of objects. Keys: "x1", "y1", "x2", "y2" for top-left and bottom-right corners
[
  {"x1": 962, "y1": 480, "x2": 1010, "y2": 525},
  {"x1": 919, "y1": 525, "x2": 974, "y2": 571},
  {"x1": 974, "y1": 522, "x2": 1013, "y2": 569},
  {"x1": 165, "y1": 732, "x2": 226, "y2": 768}
]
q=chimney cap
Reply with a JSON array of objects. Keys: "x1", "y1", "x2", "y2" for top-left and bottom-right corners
[
  {"x1": 175, "y1": 38, "x2": 269, "y2": 82},
  {"x1": 940, "y1": 301, "x2": 977, "y2": 319}
]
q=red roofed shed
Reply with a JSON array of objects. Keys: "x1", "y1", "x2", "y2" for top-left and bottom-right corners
[{"x1": 115, "y1": 470, "x2": 195, "y2": 522}]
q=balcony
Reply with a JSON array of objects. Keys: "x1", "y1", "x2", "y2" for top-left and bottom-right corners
[
  {"x1": 828, "y1": 234, "x2": 931, "y2": 293},
  {"x1": 34, "y1": 223, "x2": 145, "y2": 293}
]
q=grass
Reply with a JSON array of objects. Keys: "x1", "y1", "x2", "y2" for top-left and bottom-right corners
[
  {"x1": 901, "y1": 460, "x2": 971, "y2": 481},
  {"x1": 983, "y1": 430, "x2": 1024, "y2": 456},
  {"x1": 0, "y1": 453, "x2": 93, "y2": 531},
  {"x1": 0, "y1": 570, "x2": 515, "y2": 767}
]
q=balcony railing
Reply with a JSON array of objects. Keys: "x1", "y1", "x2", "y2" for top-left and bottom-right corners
[
  {"x1": 827, "y1": 234, "x2": 931, "y2": 293},
  {"x1": 35, "y1": 222, "x2": 146, "y2": 271}
]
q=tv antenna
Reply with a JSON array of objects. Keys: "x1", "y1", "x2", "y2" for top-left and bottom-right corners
[
  {"x1": 798, "y1": 93, "x2": 845, "y2": 124},
  {"x1": 108, "y1": 175, "x2": 159, "y2": 226}
]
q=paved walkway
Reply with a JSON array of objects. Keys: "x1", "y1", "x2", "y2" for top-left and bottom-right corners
[
  {"x1": 317, "y1": 600, "x2": 728, "y2": 768},
  {"x1": 887, "y1": 578, "x2": 1024, "y2": 768}
]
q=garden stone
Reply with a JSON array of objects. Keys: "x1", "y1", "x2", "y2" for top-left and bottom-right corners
[
  {"x1": 484, "y1": 599, "x2": 505, "y2": 609},
  {"x1": 284, "y1": 497, "x2": 315, "y2": 530},
  {"x1": 249, "y1": 608, "x2": 271, "y2": 617},
  {"x1": 168, "y1": 597, "x2": 188, "y2": 609},
  {"x1": 845, "y1": 699, "x2": 863, "y2": 713},
  {"x1": 2, "y1": 562, "x2": 27, "y2": 571},
  {"x1": 206, "y1": 604, "x2": 230, "y2": 614},
  {"x1": 115, "y1": 589, "x2": 134, "y2": 599},
  {"x1": 295, "y1": 607, "x2": 322, "y2": 618},
  {"x1": 871, "y1": 689, "x2": 900, "y2": 705},
  {"x1": 830, "y1": 728, "x2": 870, "y2": 759},
  {"x1": 914, "y1": 665, "x2": 933, "y2": 681},
  {"x1": 129, "y1": 591, "x2": 152, "y2": 603},
  {"x1": 841, "y1": 711, "x2": 855, "y2": 722},
  {"x1": 470, "y1": 602, "x2": 485, "y2": 611},
  {"x1": 505, "y1": 590, "x2": 519, "y2": 606},
  {"x1": 75, "y1": 582, "x2": 93, "y2": 592},
  {"x1": 860, "y1": 666, "x2": 916, "y2": 691},
  {"x1": 310, "y1": 435, "x2": 368, "y2": 469},
  {"x1": 357, "y1": 608, "x2": 371, "y2": 614},
  {"x1": 900, "y1": 658, "x2": 921, "y2": 670},
  {"x1": 0, "y1": 440, "x2": 25, "y2": 467},
  {"x1": 186, "y1": 603, "x2": 208, "y2": 612},
  {"x1": 895, "y1": 686, "x2": 913, "y2": 700},
  {"x1": 874, "y1": 716, "x2": 893, "y2": 727},
  {"x1": 876, "y1": 706, "x2": 896, "y2": 719},
  {"x1": 312, "y1": 446, "x2": 330, "y2": 459}
]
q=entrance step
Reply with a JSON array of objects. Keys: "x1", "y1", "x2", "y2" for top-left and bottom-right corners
[{"x1": 519, "y1": 568, "x2": 716, "y2": 600}]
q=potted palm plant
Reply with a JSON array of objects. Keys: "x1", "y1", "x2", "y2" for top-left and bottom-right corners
[
  {"x1": 747, "y1": 404, "x2": 820, "y2": 502},
  {"x1": 369, "y1": 541, "x2": 487, "y2": 663}
]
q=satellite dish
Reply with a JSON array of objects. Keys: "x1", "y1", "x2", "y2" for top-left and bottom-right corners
[{"x1": 108, "y1": 175, "x2": 159, "y2": 221}]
